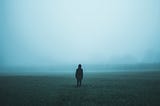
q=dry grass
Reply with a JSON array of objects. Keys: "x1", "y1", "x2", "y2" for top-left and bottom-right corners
[{"x1": 0, "y1": 71, "x2": 160, "y2": 106}]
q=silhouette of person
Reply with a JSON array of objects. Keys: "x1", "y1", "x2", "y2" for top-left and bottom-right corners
[{"x1": 75, "y1": 64, "x2": 83, "y2": 87}]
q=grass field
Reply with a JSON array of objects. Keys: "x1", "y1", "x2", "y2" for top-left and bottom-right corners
[{"x1": 0, "y1": 69, "x2": 160, "y2": 106}]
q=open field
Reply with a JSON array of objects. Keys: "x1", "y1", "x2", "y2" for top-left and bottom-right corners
[{"x1": 0, "y1": 70, "x2": 160, "y2": 106}]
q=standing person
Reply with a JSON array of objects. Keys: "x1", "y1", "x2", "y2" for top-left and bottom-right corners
[{"x1": 75, "y1": 64, "x2": 83, "y2": 87}]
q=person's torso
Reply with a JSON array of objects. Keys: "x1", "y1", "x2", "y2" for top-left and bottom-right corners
[{"x1": 76, "y1": 68, "x2": 83, "y2": 77}]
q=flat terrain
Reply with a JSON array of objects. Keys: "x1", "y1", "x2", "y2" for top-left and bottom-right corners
[{"x1": 0, "y1": 70, "x2": 160, "y2": 106}]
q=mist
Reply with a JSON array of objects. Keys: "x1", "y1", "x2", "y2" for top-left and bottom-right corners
[{"x1": 1, "y1": 0, "x2": 160, "y2": 68}]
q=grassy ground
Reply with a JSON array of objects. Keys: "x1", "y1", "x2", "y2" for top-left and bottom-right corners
[{"x1": 0, "y1": 71, "x2": 160, "y2": 106}]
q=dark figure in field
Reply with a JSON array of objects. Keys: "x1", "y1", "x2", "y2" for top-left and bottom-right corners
[{"x1": 75, "y1": 64, "x2": 83, "y2": 87}]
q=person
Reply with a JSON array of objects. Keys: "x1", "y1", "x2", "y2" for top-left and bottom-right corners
[{"x1": 75, "y1": 64, "x2": 83, "y2": 87}]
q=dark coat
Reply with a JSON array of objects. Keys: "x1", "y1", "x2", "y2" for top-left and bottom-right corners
[{"x1": 75, "y1": 68, "x2": 83, "y2": 80}]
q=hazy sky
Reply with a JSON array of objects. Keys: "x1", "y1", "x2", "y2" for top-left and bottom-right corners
[{"x1": 1, "y1": 0, "x2": 160, "y2": 67}]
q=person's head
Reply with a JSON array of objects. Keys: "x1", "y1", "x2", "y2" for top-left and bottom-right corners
[{"x1": 78, "y1": 64, "x2": 82, "y2": 68}]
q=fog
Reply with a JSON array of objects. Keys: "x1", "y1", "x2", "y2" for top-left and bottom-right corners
[{"x1": 1, "y1": 0, "x2": 160, "y2": 68}]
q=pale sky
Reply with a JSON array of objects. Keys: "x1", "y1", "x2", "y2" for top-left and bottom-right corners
[{"x1": 1, "y1": 0, "x2": 160, "y2": 67}]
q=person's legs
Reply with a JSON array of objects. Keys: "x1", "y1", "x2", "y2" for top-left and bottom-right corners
[
  {"x1": 77, "y1": 79, "x2": 79, "y2": 87},
  {"x1": 79, "y1": 79, "x2": 82, "y2": 87},
  {"x1": 77, "y1": 79, "x2": 82, "y2": 87}
]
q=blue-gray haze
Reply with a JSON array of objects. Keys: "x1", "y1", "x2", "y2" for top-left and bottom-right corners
[{"x1": 1, "y1": 0, "x2": 160, "y2": 68}]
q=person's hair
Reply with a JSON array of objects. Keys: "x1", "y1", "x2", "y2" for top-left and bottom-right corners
[{"x1": 78, "y1": 64, "x2": 81, "y2": 68}]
